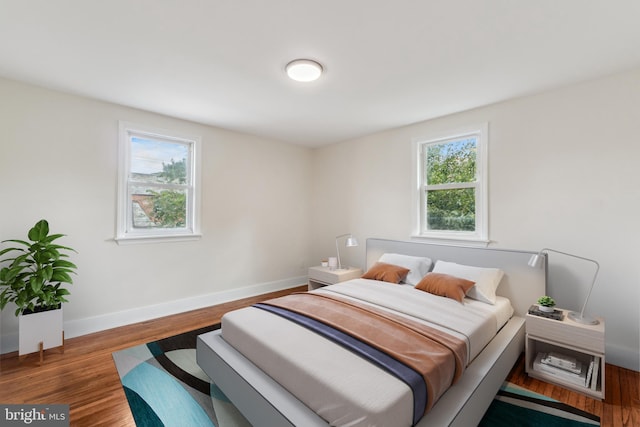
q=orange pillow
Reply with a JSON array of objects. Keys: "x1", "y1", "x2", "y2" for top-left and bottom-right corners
[
  {"x1": 415, "y1": 272, "x2": 475, "y2": 303},
  {"x1": 361, "y1": 262, "x2": 410, "y2": 284}
]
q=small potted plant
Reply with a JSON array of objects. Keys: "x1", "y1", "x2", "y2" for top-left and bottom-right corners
[
  {"x1": 537, "y1": 295, "x2": 556, "y2": 312},
  {"x1": 0, "y1": 219, "x2": 78, "y2": 356}
]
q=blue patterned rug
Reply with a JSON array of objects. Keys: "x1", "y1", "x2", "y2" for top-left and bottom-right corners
[
  {"x1": 113, "y1": 324, "x2": 600, "y2": 427},
  {"x1": 479, "y1": 382, "x2": 600, "y2": 427},
  {"x1": 112, "y1": 324, "x2": 250, "y2": 427}
]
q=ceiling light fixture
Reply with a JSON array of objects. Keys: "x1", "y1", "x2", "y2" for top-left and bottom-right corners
[{"x1": 285, "y1": 59, "x2": 323, "y2": 82}]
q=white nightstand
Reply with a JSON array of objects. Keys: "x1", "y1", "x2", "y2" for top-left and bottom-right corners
[
  {"x1": 308, "y1": 266, "x2": 363, "y2": 291},
  {"x1": 525, "y1": 308, "x2": 605, "y2": 399}
]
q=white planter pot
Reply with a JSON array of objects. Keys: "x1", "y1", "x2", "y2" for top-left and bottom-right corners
[
  {"x1": 18, "y1": 307, "x2": 64, "y2": 356},
  {"x1": 538, "y1": 305, "x2": 555, "y2": 312}
]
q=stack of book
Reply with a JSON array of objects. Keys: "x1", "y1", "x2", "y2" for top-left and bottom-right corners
[
  {"x1": 528, "y1": 305, "x2": 564, "y2": 320},
  {"x1": 533, "y1": 352, "x2": 600, "y2": 389}
]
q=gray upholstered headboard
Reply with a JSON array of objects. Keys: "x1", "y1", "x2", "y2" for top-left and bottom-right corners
[{"x1": 365, "y1": 238, "x2": 547, "y2": 317}]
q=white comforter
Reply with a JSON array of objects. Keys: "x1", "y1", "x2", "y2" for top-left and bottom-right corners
[
  {"x1": 318, "y1": 279, "x2": 513, "y2": 361},
  {"x1": 221, "y1": 279, "x2": 513, "y2": 427}
]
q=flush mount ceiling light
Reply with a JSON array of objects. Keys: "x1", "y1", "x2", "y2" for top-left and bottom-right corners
[{"x1": 285, "y1": 59, "x2": 323, "y2": 82}]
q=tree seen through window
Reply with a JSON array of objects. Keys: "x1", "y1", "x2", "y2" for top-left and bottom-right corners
[
  {"x1": 130, "y1": 137, "x2": 190, "y2": 229},
  {"x1": 424, "y1": 137, "x2": 477, "y2": 232}
]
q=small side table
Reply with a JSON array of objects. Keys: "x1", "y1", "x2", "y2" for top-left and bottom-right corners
[
  {"x1": 525, "y1": 308, "x2": 605, "y2": 399},
  {"x1": 308, "y1": 266, "x2": 362, "y2": 291}
]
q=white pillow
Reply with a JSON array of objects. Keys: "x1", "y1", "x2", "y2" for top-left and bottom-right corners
[
  {"x1": 432, "y1": 260, "x2": 504, "y2": 305},
  {"x1": 378, "y1": 253, "x2": 432, "y2": 286}
]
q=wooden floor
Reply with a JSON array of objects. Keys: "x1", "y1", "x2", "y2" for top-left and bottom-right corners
[{"x1": 1, "y1": 286, "x2": 638, "y2": 427}]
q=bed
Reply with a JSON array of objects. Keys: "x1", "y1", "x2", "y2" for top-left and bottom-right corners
[{"x1": 197, "y1": 238, "x2": 547, "y2": 426}]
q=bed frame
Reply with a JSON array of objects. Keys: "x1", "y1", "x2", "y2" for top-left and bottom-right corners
[{"x1": 197, "y1": 238, "x2": 547, "y2": 426}]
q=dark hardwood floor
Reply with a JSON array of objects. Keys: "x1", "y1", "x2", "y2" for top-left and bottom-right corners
[{"x1": 1, "y1": 286, "x2": 638, "y2": 426}]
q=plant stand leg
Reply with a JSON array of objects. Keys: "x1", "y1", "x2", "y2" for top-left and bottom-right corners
[
  {"x1": 61, "y1": 331, "x2": 65, "y2": 354},
  {"x1": 38, "y1": 341, "x2": 44, "y2": 366}
]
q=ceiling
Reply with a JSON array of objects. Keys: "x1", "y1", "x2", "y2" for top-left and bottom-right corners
[{"x1": 1, "y1": 1, "x2": 639, "y2": 147}]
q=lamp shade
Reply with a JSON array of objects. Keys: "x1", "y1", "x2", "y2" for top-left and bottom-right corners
[
  {"x1": 345, "y1": 236, "x2": 358, "y2": 247},
  {"x1": 527, "y1": 253, "x2": 544, "y2": 268}
]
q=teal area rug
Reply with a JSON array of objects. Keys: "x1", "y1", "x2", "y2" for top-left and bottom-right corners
[
  {"x1": 479, "y1": 382, "x2": 600, "y2": 427},
  {"x1": 112, "y1": 324, "x2": 250, "y2": 427},
  {"x1": 113, "y1": 325, "x2": 600, "y2": 427}
]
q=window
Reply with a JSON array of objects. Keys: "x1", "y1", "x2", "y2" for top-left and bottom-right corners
[
  {"x1": 116, "y1": 122, "x2": 201, "y2": 243},
  {"x1": 413, "y1": 124, "x2": 488, "y2": 244}
]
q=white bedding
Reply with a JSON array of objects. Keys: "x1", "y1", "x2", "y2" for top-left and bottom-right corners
[
  {"x1": 317, "y1": 279, "x2": 514, "y2": 361},
  {"x1": 221, "y1": 279, "x2": 514, "y2": 427}
]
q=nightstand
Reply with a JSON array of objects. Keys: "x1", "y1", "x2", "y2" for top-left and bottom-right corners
[
  {"x1": 525, "y1": 308, "x2": 605, "y2": 399},
  {"x1": 307, "y1": 266, "x2": 362, "y2": 291}
]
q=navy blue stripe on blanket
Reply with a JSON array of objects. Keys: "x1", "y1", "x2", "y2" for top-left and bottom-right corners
[{"x1": 254, "y1": 303, "x2": 427, "y2": 426}]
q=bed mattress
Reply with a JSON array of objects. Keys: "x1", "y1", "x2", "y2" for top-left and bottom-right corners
[{"x1": 220, "y1": 279, "x2": 514, "y2": 427}]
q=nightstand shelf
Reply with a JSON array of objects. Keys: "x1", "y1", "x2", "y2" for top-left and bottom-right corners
[
  {"x1": 525, "y1": 308, "x2": 605, "y2": 400},
  {"x1": 308, "y1": 266, "x2": 362, "y2": 291}
]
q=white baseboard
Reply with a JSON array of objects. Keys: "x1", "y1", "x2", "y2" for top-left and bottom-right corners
[
  {"x1": 1, "y1": 276, "x2": 306, "y2": 355},
  {"x1": 605, "y1": 343, "x2": 640, "y2": 373}
]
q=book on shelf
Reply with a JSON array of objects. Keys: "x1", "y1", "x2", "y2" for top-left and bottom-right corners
[
  {"x1": 533, "y1": 353, "x2": 589, "y2": 387},
  {"x1": 590, "y1": 356, "x2": 600, "y2": 390},
  {"x1": 534, "y1": 352, "x2": 601, "y2": 390},
  {"x1": 541, "y1": 352, "x2": 581, "y2": 374},
  {"x1": 585, "y1": 358, "x2": 595, "y2": 387}
]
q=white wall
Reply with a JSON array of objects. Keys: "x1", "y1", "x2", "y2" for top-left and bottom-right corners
[
  {"x1": 0, "y1": 78, "x2": 312, "y2": 351},
  {"x1": 311, "y1": 69, "x2": 640, "y2": 371},
  {"x1": 2, "y1": 69, "x2": 638, "y2": 371}
]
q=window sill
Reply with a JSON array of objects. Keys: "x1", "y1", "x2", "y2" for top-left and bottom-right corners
[
  {"x1": 114, "y1": 233, "x2": 202, "y2": 245},
  {"x1": 410, "y1": 234, "x2": 490, "y2": 248}
]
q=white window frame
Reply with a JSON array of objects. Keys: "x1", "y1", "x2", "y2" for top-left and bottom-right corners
[
  {"x1": 412, "y1": 123, "x2": 489, "y2": 246},
  {"x1": 116, "y1": 121, "x2": 202, "y2": 244}
]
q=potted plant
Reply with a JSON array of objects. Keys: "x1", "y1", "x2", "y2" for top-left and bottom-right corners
[
  {"x1": 0, "y1": 219, "x2": 78, "y2": 357},
  {"x1": 537, "y1": 295, "x2": 556, "y2": 312}
]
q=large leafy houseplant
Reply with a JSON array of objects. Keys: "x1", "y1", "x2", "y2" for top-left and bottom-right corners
[{"x1": 0, "y1": 219, "x2": 77, "y2": 316}]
